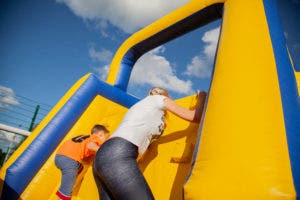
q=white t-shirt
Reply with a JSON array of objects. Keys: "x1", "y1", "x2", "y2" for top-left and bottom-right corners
[{"x1": 112, "y1": 95, "x2": 167, "y2": 154}]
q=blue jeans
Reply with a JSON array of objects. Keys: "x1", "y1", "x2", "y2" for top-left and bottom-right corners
[
  {"x1": 93, "y1": 137, "x2": 154, "y2": 200},
  {"x1": 55, "y1": 154, "x2": 82, "y2": 197}
]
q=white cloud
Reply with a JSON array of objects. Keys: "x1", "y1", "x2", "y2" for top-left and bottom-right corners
[
  {"x1": 202, "y1": 27, "x2": 221, "y2": 61},
  {"x1": 89, "y1": 45, "x2": 113, "y2": 62},
  {"x1": 185, "y1": 56, "x2": 211, "y2": 78},
  {"x1": 56, "y1": 0, "x2": 189, "y2": 33},
  {"x1": 184, "y1": 27, "x2": 220, "y2": 78},
  {"x1": 92, "y1": 65, "x2": 110, "y2": 81},
  {"x1": 130, "y1": 46, "x2": 193, "y2": 94},
  {"x1": 88, "y1": 46, "x2": 112, "y2": 80},
  {"x1": 97, "y1": 20, "x2": 110, "y2": 37},
  {"x1": 0, "y1": 86, "x2": 19, "y2": 109},
  {"x1": 89, "y1": 46, "x2": 193, "y2": 94}
]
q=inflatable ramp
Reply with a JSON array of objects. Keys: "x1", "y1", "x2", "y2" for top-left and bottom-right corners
[{"x1": 0, "y1": 73, "x2": 203, "y2": 200}]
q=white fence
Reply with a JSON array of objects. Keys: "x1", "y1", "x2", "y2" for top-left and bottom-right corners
[{"x1": 0, "y1": 123, "x2": 30, "y2": 166}]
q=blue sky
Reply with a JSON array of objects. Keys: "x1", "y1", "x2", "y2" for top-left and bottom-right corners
[
  {"x1": 0, "y1": 0, "x2": 223, "y2": 104},
  {"x1": 0, "y1": 0, "x2": 299, "y2": 127}
]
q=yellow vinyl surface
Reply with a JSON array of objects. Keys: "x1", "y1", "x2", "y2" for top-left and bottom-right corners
[
  {"x1": 184, "y1": 0, "x2": 295, "y2": 199},
  {"x1": 1, "y1": 81, "x2": 201, "y2": 199}
]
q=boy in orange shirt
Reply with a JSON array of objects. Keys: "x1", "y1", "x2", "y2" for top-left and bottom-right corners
[{"x1": 55, "y1": 124, "x2": 109, "y2": 200}]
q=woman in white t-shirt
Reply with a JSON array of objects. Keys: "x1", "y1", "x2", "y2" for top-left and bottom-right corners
[{"x1": 93, "y1": 87, "x2": 206, "y2": 200}]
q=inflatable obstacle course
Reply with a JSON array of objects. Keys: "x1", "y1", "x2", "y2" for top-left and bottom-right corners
[{"x1": 1, "y1": 0, "x2": 299, "y2": 199}]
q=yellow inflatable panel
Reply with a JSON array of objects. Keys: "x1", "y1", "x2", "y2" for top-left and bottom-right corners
[
  {"x1": 139, "y1": 95, "x2": 202, "y2": 200},
  {"x1": 0, "y1": 70, "x2": 202, "y2": 200},
  {"x1": 74, "y1": 94, "x2": 202, "y2": 200},
  {"x1": 184, "y1": 0, "x2": 295, "y2": 199},
  {"x1": 8, "y1": 91, "x2": 201, "y2": 200},
  {"x1": 0, "y1": 74, "x2": 91, "y2": 181},
  {"x1": 295, "y1": 72, "x2": 300, "y2": 94},
  {"x1": 21, "y1": 95, "x2": 128, "y2": 200}
]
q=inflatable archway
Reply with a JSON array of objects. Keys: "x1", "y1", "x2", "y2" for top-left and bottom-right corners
[{"x1": 1, "y1": 0, "x2": 299, "y2": 199}]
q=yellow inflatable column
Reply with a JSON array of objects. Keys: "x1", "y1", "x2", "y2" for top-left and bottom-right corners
[{"x1": 184, "y1": 0, "x2": 295, "y2": 199}]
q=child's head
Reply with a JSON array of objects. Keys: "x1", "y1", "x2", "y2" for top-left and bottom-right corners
[{"x1": 91, "y1": 124, "x2": 109, "y2": 140}]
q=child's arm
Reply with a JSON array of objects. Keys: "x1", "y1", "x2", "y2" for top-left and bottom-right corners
[{"x1": 87, "y1": 142, "x2": 100, "y2": 152}]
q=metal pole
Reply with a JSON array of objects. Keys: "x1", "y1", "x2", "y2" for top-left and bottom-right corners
[{"x1": 28, "y1": 105, "x2": 40, "y2": 132}]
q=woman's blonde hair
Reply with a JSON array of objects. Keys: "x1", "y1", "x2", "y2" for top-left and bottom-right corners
[{"x1": 148, "y1": 87, "x2": 169, "y2": 97}]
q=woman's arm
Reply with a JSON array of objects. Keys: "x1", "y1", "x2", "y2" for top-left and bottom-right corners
[
  {"x1": 87, "y1": 142, "x2": 100, "y2": 152},
  {"x1": 164, "y1": 91, "x2": 207, "y2": 122}
]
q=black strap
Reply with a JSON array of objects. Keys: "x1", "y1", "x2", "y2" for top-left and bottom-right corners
[{"x1": 71, "y1": 135, "x2": 90, "y2": 143}]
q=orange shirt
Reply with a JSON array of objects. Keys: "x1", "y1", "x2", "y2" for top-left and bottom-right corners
[{"x1": 57, "y1": 134, "x2": 104, "y2": 163}]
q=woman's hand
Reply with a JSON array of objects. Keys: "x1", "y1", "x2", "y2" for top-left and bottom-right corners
[
  {"x1": 194, "y1": 91, "x2": 207, "y2": 122},
  {"x1": 197, "y1": 90, "x2": 207, "y2": 99},
  {"x1": 164, "y1": 91, "x2": 207, "y2": 122}
]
